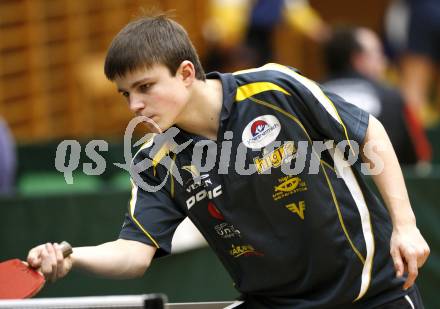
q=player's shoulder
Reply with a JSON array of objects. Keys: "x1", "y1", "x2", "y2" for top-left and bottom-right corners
[
  {"x1": 231, "y1": 63, "x2": 316, "y2": 102},
  {"x1": 132, "y1": 133, "x2": 156, "y2": 164},
  {"x1": 131, "y1": 133, "x2": 173, "y2": 175},
  {"x1": 232, "y1": 63, "x2": 303, "y2": 86},
  {"x1": 231, "y1": 63, "x2": 322, "y2": 105}
]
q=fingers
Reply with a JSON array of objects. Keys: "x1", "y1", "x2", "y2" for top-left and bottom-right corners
[
  {"x1": 400, "y1": 241, "x2": 430, "y2": 290},
  {"x1": 27, "y1": 242, "x2": 72, "y2": 283},
  {"x1": 417, "y1": 243, "x2": 430, "y2": 268},
  {"x1": 40, "y1": 243, "x2": 58, "y2": 282},
  {"x1": 391, "y1": 227, "x2": 431, "y2": 291},
  {"x1": 403, "y1": 252, "x2": 418, "y2": 290},
  {"x1": 390, "y1": 247, "x2": 404, "y2": 278},
  {"x1": 27, "y1": 244, "x2": 46, "y2": 268},
  {"x1": 54, "y1": 243, "x2": 65, "y2": 281}
]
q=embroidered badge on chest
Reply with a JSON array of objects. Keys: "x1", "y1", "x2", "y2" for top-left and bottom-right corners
[{"x1": 242, "y1": 115, "x2": 281, "y2": 149}]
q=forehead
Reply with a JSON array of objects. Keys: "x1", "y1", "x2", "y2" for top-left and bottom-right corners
[{"x1": 113, "y1": 63, "x2": 170, "y2": 88}]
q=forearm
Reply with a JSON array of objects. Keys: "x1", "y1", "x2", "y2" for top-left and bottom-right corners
[
  {"x1": 360, "y1": 116, "x2": 430, "y2": 289},
  {"x1": 361, "y1": 116, "x2": 416, "y2": 228},
  {"x1": 72, "y1": 239, "x2": 155, "y2": 279}
]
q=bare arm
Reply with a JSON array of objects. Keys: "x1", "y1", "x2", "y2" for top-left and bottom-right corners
[
  {"x1": 361, "y1": 115, "x2": 430, "y2": 289},
  {"x1": 72, "y1": 239, "x2": 156, "y2": 278},
  {"x1": 27, "y1": 239, "x2": 156, "y2": 282}
]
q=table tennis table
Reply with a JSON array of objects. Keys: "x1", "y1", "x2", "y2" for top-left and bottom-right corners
[{"x1": 0, "y1": 294, "x2": 242, "y2": 309}]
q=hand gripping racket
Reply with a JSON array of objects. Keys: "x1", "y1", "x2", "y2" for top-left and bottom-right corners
[{"x1": 0, "y1": 241, "x2": 72, "y2": 299}]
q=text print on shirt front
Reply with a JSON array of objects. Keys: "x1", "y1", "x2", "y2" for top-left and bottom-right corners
[{"x1": 186, "y1": 184, "x2": 222, "y2": 210}]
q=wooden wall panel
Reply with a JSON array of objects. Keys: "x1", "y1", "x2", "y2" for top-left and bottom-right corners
[{"x1": 0, "y1": 0, "x2": 390, "y2": 142}]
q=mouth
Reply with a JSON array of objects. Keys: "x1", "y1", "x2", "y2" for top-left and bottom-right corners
[
  {"x1": 135, "y1": 113, "x2": 157, "y2": 121},
  {"x1": 143, "y1": 116, "x2": 162, "y2": 133}
]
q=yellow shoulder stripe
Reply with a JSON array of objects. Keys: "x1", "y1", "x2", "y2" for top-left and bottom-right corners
[
  {"x1": 235, "y1": 81, "x2": 290, "y2": 102},
  {"x1": 235, "y1": 63, "x2": 355, "y2": 156},
  {"x1": 152, "y1": 143, "x2": 171, "y2": 176}
]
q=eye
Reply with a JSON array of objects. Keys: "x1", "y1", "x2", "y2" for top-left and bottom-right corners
[
  {"x1": 120, "y1": 91, "x2": 129, "y2": 98},
  {"x1": 139, "y1": 83, "x2": 151, "y2": 93}
]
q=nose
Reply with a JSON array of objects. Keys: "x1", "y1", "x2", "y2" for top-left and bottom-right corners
[{"x1": 128, "y1": 94, "x2": 145, "y2": 114}]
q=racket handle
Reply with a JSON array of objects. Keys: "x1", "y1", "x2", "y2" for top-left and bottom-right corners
[{"x1": 59, "y1": 241, "x2": 73, "y2": 258}]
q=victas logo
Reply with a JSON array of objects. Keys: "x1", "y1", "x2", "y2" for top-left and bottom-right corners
[
  {"x1": 182, "y1": 165, "x2": 223, "y2": 210},
  {"x1": 286, "y1": 201, "x2": 306, "y2": 220},
  {"x1": 242, "y1": 115, "x2": 281, "y2": 149}
]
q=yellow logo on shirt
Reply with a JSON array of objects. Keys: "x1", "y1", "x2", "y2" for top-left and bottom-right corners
[
  {"x1": 273, "y1": 176, "x2": 307, "y2": 201},
  {"x1": 253, "y1": 141, "x2": 297, "y2": 174},
  {"x1": 286, "y1": 201, "x2": 306, "y2": 220},
  {"x1": 229, "y1": 244, "x2": 263, "y2": 258}
]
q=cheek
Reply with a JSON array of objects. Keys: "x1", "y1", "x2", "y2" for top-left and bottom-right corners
[
  {"x1": 151, "y1": 82, "x2": 189, "y2": 112},
  {"x1": 167, "y1": 86, "x2": 189, "y2": 109}
]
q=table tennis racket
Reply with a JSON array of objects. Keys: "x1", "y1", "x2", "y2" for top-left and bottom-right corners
[{"x1": 0, "y1": 241, "x2": 72, "y2": 299}]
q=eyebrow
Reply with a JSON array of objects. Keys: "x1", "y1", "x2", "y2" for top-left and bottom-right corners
[{"x1": 118, "y1": 77, "x2": 152, "y2": 92}]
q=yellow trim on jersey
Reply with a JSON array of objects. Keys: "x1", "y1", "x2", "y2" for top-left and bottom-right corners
[
  {"x1": 242, "y1": 95, "x2": 367, "y2": 266},
  {"x1": 235, "y1": 82, "x2": 291, "y2": 102},
  {"x1": 234, "y1": 63, "x2": 356, "y2": 156},
  {"x1": 129, "y1": 179, "x2": 160, "y2": 249},
  {"x1": 132, "y1": 134, "x2": 156, "y2": 161},
  {"x1": 181, "y1": 165, "x2": 200, "y2": 178},
  {"x1": 170, "y1": 153, "x2": 176, "y2": 199},
  {"x1": 241, "y1": 95, "x2": 375, "y2": 300},
  {"x1": 152, "y1": 143, "x2": 171, "y2": 176},
  {"x1": 320, "y1": 160, "x2": 336, "y2": 173},
  {"x1": 270, "y1": 63, "x2": 356, "y2": 156},
  {"x1": 321, "y1": 164, "x2": 366, "y2": 264}
]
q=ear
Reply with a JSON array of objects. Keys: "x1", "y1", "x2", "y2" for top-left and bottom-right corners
[{"x1": 177, "y1": 60, "x2": 196, "y2": 87}]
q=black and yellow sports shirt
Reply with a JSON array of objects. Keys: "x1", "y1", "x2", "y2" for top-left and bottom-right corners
[{"x1": 119, "y1": 63, "x2": 411, "y2": 308}]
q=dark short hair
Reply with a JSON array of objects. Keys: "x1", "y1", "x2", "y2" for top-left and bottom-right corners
[
  {"x1": 104, "y1": 14, "x2": 205, "y2": 80},
  {"x1": 323, "y1": 26, "x2": 362, "y2": 76}
]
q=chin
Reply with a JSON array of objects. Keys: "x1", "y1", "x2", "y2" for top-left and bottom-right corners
[
  {"x1": 146, "y1": 124, "x2": 163, "y2": 134},
  {"x1": 141, "y1": 120, "x2": 162, "y2": 134}
]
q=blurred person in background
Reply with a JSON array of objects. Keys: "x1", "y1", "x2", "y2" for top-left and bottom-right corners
[
  {"x1": 323, "y1": 26, "x2": 432, "y2": 165},
  {"x1": 385, "y1": 0, "x2": 440, "y2": 125},
  {"x1": 0, "y1": 117, "x2": 16, "y2": 195},
  {"x1": 203, "y1": 0, "x2": 330, "y2": 71}
]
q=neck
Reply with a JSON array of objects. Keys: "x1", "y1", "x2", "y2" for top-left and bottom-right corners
[{"x1": 175, "y1": 78, "x2": 223, "y2": 140}]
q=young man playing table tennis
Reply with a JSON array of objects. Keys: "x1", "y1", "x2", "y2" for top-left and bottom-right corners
[{"x1": 27, "y1": 15, "x2": 430, "y2": 308}]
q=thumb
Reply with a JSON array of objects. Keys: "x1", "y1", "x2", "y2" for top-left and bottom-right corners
[
  {"x1": 390, "y1": 247, "x2": 404, "y2": 277},
  {"x1": 27, "y1": 256, "x2": 41, "y2": 268}
]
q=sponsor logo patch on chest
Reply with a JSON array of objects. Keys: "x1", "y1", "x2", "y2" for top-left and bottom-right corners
[
  {"x1": 229, "y1": 244, "x2": 264, "y2": 258},
  {"x1": 186, "y1": 184, "x2": 222, "y2": 210},
  {"x1": 242, "y1": 115, "x2": 281, "y2": 149},
  {"x1": 253, "y1": 141, "x2": 297, "y2": 174},
  {"x1": 273, "y1": 176, "x2": 307, "y2": 201},
  {"x1": 215, "y1": 222, "x2": 241, "y2": 239}
]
